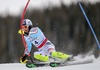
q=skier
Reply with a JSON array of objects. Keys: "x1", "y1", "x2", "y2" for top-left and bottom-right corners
[{"x1": 19, "y1": 19, "x2": 70, "y2": 64}]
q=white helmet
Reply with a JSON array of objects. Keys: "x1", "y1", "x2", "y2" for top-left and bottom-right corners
[{"x1": 23, "y1": 19, "x2": 32, "y2": 27}]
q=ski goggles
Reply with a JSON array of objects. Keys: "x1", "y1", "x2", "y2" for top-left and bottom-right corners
[{"x1": 22, "y1": 25, "x2": 28, "y2": 29}]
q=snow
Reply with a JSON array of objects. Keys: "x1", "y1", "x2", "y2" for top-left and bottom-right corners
[{"x1": 0, "y1": 55, "x2": 100, "y2": 70}]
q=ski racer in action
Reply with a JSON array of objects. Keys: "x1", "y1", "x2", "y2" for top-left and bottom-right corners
[{"x1": 19, "y1": 19, "x2": 70, "y2": 64}]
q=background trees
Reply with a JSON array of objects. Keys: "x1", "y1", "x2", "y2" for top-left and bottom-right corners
[{"x1": 0, "y1": 3, "x2": 100, "y2": 63}]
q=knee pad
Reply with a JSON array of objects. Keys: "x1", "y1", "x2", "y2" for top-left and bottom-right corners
[{"x1": 34, "y1": 54, "x2": 49, "y2": 62}]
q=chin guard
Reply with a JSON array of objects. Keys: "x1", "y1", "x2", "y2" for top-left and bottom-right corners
[{"x1": 18, "y1": 29, "x2": 24, "y2": 34}]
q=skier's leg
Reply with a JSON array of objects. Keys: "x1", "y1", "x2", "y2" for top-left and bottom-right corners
[
  {"x1": 45, "y1": 41, "x2": 70, "y2": 59},
  {"x1": 33, "y1": 40, "x2": 55, "y2": 62}
]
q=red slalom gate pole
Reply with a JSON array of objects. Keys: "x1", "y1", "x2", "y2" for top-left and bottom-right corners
[{"x1": 20, "y1": 0, "x2": 30, "y2": 56}]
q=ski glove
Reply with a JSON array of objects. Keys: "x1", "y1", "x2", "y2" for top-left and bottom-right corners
[{"x1": 20, "y1": 54, "x2": 28, "y2": 64}]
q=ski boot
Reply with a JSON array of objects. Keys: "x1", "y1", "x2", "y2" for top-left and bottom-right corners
[
  {"x1": 34, "y1": 54, "x2": 49, "y2": 62},
  {"x1": 51, "y1": 51, "x2": 70, "y2": 59}
]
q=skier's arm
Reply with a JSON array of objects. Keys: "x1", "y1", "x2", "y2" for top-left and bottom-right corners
[
  {"x1": 20, "y1": 37, "x2": 32, "y2": 64},
  {"x1": 24, "y1": 39, "x2": 32, "y2": 55}
]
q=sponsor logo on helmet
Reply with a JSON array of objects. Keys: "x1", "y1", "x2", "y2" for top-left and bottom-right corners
[{"x1": 23, "y1": 20, "x2": 26, "y2": 25}]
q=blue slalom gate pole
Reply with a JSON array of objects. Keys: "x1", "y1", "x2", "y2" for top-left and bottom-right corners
[{"x1": 79, "y1": 2, "x2": 100, "y2": 49}]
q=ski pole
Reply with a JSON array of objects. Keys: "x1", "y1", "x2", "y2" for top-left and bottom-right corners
[
  {"x1": 79, "y1": 2, "x2": 100, "y2": 49},
  {"x1": 29, "y1": 56, "x2": 34, "y2": 63}
]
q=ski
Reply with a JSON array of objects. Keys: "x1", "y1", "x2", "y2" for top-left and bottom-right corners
[
  {"x1": 26, "y1": 56, "x2": 74, "y2": 68},
  {"x1": 26, "y1": 61, "x2": 61, "y2": 68},
  {"x1": 26, "y1": 62, "x2": 49, "y2": 68},
  {"x1": 53, "y1": 58, "x2": 93, "y2": 67},
  {"x1": 26, "y1": 58, "x2": 93, "y2": 68}
]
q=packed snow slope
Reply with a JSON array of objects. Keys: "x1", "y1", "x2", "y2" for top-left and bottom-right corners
[{"x1": 0, "y1": 55, "x2": 100, "y2": 70}]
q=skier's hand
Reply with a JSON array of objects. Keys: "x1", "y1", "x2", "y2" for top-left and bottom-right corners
[{"x1": 20, "y1": 54, "x2": 28, "y2": 64}]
